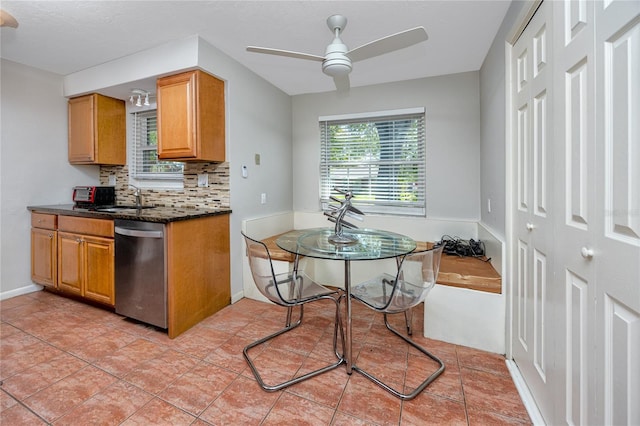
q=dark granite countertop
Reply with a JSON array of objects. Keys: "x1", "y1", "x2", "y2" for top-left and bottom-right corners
[{"x1": 28, "y1": 204, "x2": 232, "y2": 223}]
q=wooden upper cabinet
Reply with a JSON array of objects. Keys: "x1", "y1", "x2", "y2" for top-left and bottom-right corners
[
  {"x1": 68, "y1": 93, "x2": 126, "y2": 165},
  {"x1": 157, "y1": 70, "x2": 225, "y2": 162}
]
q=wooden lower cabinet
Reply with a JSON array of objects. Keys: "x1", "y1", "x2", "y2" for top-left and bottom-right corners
[
  {"x1": 83, "y1": 236, "x2": 115, "y2": 305},
  {"x1": 57, "y1": 231, "x2": 115, "y2": 305},
  {"x1": 166, "y1": 213, "x2": 230, "y2": 338},
  {"x1": 57, "y1": 232, "x2": 83, "y2": 296},
  {"x1": 31, "y1": 212, "x2": 58, "y2": 288},
  {"x1": 31, "y1": 227, "x2": 57, "y2": 287},
  {"x1": 55, "y1": 216, "x2": 115, "y2": 306},
  {"x1": 30, "y1": 210, "x2": 230, "y2": 336}
]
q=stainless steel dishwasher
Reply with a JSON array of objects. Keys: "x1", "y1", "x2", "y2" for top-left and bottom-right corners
[{"x1": 114, "y1": 219, "x2": 167, "y2": 328}]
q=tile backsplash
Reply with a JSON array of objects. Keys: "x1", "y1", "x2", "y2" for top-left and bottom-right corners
[{"x1": 100, "y1": 162, "x2": 230, "y2": 209}]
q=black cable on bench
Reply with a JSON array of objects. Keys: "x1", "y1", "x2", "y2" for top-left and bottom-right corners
[{"x1": 434, "y1": 235, "x2": 490, "y2": 261}]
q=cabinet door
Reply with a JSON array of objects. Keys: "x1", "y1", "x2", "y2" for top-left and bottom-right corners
[
  {"x1": 157, "y1": 71, "x2": 198, "y2": 159},
  {"x1": 94, "y1": 94, "x2": 126, "y2": 165},
  {"x1": 68, "y1": 95, "x2": 95, "y2": 163},
  {"x1": 84, "y1": 235, "x2": 114, "y2": 306},
  {"x1": 58, "y1": 232, "x2": 83, "y2": 296},
  {"x1": 68, "y1": 94, "x2": 125, "y2": 165},
  {"x1": 31, "y1": 228, "x2": 57, "y2": 287}
]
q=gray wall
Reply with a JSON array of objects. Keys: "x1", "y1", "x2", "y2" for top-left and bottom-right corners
[
  {"x1": 292, "y1": 71, "x2": 481, "y2": 222},
  {"x1": 0, "y1": 59, "x2": 99, "y2": 296},
  {"x1": 196, "y1": 40, "x2": 293, "y2": 302},
  {"x1": 479, "y1": 0, "x2": 531, "y2": 239}
]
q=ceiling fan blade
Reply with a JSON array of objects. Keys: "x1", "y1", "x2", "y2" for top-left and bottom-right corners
[
  {"x1": 333, "y1": 74, "x2": 350, "y2": 92},
  {"x1": 0, "y1": 9, "x2": 18, "y2": 28},
  {"x1": 347, "y1": 27, "x2": 428, "y2": 63},
  {"x1": 246, "y1": 46, "x2": 324, "y2": 62}
]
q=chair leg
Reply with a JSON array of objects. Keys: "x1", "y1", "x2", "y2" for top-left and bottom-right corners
[
  {"x1": 351, "y1": 312, "x2": 444, "y2": 400},
  {"x1": 243, "y1": 295, "x2": 345, "y2": 392},
  {"x1": 404, "y1": 307, "x2": 413, "y2": 335},
  {"x1": 285, "y1": 305, "x2": 303, "y2": 328}
]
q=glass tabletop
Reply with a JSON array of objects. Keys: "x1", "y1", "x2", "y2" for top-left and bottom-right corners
[{"x1": 276, "y1": 227, "x2": 416, "y2": 261}]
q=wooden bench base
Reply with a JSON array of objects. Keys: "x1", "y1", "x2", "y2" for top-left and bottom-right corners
[{"x1": 262, "y1": 233, "x2": 502, "y2": 294}]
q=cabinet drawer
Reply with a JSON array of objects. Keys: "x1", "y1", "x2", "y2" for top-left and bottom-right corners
[
  {"x1": 31, "y1": 213, "x2": 57, "y2": 230},
  {"x1": 58, "y1": 215, "x2": 114, "y2": 238}
]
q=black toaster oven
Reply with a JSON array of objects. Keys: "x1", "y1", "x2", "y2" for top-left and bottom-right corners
[{"x1": 72, "y1": 186, "x2": 115, "y2": 207}]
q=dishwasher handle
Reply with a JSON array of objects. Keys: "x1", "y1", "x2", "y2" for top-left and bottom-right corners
[{"x1": 115, "y1": 226, "x2": 163, "y2": 239}]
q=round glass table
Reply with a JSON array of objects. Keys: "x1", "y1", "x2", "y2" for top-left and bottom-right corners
[{"x1": 277, "y1": 227, "x2": 416, "y2": 373}]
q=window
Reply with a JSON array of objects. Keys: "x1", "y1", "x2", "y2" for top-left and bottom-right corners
[
  {"x1": 131, "y1": 110, "x2": 183, "y2": 181},
  {"x1": 319, "y1": 108, "x2": 426, "y2": 216}
]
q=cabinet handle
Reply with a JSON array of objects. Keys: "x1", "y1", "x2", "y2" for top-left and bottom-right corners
[
  {"x1": 580, "y1": 247, "x2": 594, "y2": 259},
  {"x1": 526, "y1": 223, "x2": 535, "y2": 231},
  {"x1": 76, "y1": 238, "x2": 83, "y2": 243},
  {"x1": 48, "y1": 234, "x2": 53, "y2": 239}
]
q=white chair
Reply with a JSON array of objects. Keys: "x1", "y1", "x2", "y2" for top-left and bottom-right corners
[
  {"x1": 241, "y1": 232, "x2": 344, "y2": 391},
  {"x1": 350, "y1": 245, "x2": 445, "y2": 400}
]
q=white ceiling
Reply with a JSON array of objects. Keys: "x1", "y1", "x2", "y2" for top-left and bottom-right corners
[{"x1": 0, "y1": 1, "x2": 511, "y2": 96}]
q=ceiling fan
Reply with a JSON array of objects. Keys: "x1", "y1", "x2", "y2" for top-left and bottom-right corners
[
  {"x1": 247, "y1": 15, "x2": 428, "y2": 91},
  {"x1": 0, "y1": 9, "x2": 18, "y2": 28}
]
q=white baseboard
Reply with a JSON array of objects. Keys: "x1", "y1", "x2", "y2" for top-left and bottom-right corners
[
  {"x1": 231, "y1": 290, "x2": 244, "y2": 304},
  {"x1": 0, "y1": 283, "x2": 43, "y2": 301},
  {"x1": 505, "y1": 359, "x2": 546, "y2": 425}
]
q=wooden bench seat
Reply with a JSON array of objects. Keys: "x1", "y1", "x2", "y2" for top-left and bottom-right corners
[
  {"x1": 261, "y1": 233, "x2": 502, "y2": 294},
  {"x1": 261, "y1": 233, "x2": 296, "y2": 262},
  {"x1": 416, "y1": 241, "x2": 502, "y2": 294}
]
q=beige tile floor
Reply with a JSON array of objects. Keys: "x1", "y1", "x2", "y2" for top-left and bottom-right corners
[{"x1": 1, "y1": 290, "x2": 531, "y2": 425}]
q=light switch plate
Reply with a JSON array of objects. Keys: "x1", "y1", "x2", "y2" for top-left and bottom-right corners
[{"x1": 197, "y1": 174, "x2": 209, "y2": 188}]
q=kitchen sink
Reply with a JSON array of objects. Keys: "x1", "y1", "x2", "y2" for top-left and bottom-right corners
[{"x1": 95, "y1": 205, "x2": 156, "y2": 212}]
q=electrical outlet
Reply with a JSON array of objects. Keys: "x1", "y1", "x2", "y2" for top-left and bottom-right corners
[
  {"x1": 487, "y1": 198, "x2": 492, "y2": 213},
  {"x1": 108, "y1": 174, "x2": 116, "y2": 186},
  {"x1": 197, "y1": 174, "x2": 209, "y2": 188},
  {"x1": 261, "y1": 193, "x2": 267, "y2": 204},
  {"x1": 255, "y1": 154, "x2": 261, "y2": 165}
]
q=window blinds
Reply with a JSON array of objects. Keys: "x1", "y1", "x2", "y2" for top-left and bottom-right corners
[
  {"x1": 132, "y1": 110, "x2": 183, "y2": 179},
  {"x1": 319, "y1": 109, "x2": 426, "y2": 216}
]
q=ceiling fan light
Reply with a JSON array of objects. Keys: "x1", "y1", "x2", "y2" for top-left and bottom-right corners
[{"x1": 323, "y1": 59, "x2": 352, "y2": 77}]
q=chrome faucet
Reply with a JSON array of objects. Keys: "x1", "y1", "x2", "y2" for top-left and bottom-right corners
[{"x1": 130, "y1": 185, "x2": 142, "y2": 208}]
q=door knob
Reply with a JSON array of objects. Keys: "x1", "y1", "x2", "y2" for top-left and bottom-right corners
[
  {"x1": 526, "y1": 223, "x2": 535, "y2": 231},
  {"x1": 581, "y1": 247, "x2": 594, "y2": 259}
]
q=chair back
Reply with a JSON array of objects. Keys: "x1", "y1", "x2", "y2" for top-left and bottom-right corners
[
  {"x1": 383, "y1": 245, "x2": 444, "y2": 313},
  {"x1": 242, "y1": 232, "x2": 295, "y2": 306}
]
